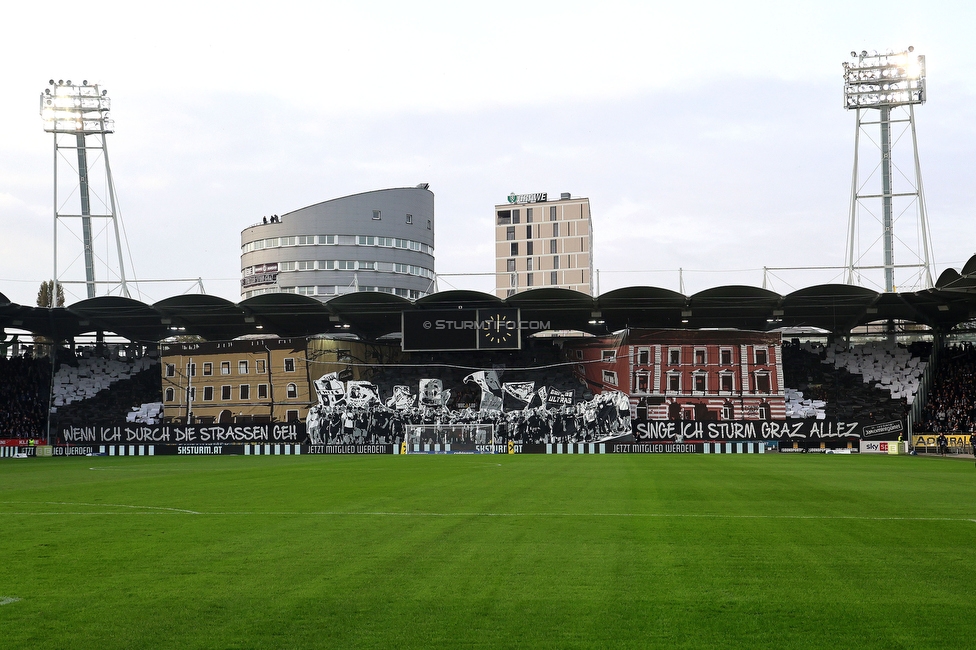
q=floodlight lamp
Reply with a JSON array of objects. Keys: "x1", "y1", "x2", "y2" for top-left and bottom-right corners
[
  {"x1": 851, "y1": 51, "x2": 857, "y2": 57},
  {"x1": 908, "y1": 45, "x2": 914, "y2": 52}
]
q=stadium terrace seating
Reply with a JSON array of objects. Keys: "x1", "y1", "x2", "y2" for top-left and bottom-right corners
[
  {"x1": 821, "y1": 339, "x2": 926, "y2": 405},
  {"x1": 0, "y1": 355, "x2": 51, "y2": 438},
  {"x1": 126, "y1": 402, "x2": 164, "y2": 424},
  {"x1": 782, "y1": 340, "x2": 929, "y2": 423},
  {"x1": 50, "y1": 361, "x2": 162, "y2": 431},
  {"x1": 918, "y1": 342, "x2": 976, "y2": 433},
  {"x1": 51, "y1": 354, "x2": 157, "y2": 409}
]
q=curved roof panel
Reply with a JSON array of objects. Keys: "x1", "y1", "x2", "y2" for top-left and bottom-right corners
[
  {"x1": 68, "y1": 296, "x2": 169, "y2": 341},
  {"x1": 154, "y1": 294, "x2": 255, "y2": 341},
  {"x1": 325, "y1": 292, "x2": 414, "y2": 339},
  {"x1": 239, "y1": 294, "x2": 333, "y2": 338},
  {"x1": 415, "y1": 290, "x2": 502, "y2": 309}
]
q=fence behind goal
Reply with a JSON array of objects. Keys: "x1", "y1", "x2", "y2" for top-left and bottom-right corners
[{"x1": 403, "y1": 423, "x2": 503, "y2": 454}]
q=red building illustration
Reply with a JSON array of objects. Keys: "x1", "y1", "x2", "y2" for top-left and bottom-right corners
[{"x1": 565, "y1": 329, "x2": 785, "y2": 421}]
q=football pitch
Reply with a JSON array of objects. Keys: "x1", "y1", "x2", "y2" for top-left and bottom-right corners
[{"x1": 2, "y1": 453, "x2": 975, "y2": 649}]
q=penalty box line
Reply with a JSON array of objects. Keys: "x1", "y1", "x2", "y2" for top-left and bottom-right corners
[{"x1": 1, "y1": 503, "x2": 974, "y2": 524}]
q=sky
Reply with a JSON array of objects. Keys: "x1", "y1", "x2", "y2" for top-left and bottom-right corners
[{"x1": 2, "y1": 1, "x2": 975, "y2": 307}]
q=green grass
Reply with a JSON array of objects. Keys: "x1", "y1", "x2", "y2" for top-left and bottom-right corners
[{"x1": 1, "y1": 453, "x2": 975, "y2": 649}]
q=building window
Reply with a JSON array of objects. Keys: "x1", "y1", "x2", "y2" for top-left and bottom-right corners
[
  {"x1": 552, "y1": 254, "x2": 559, "y2": 269},
  {"x1": 601, "y1": 350, "x2": 616, "y2": 362},
  {"x1": 258, "y1": 384, "x2": 268, "y2": 399},
  {"x1": 526, "y1": 207, "x2": 533, "y2": 222},
  {"x1": 669, "y1": 348, "x2": 681, "y2": 365},
  {"x1": 722, "y1": 402, "x2": 734, "y2": 420},
  {"x1": 497, "y1": 210, "x2": 511, "y2": 225},
  {"x1": 203, "y1": 362, "x2": 213, "y2": 376},
  {"x1": 755, "y1": 373, "x2": 771, "y2": 393},
  {"x1": 550, "y1": 206, "x2": 557, "y2": 220},
  {"x1": 721, "y1": 348, "x2": 733, "y2": 365},
  {"x1": 637, "y1": 348, "x2": 650, "y2": 365},
  {"x1": 406, "y1": 213, "x2": 413, "y2": 224},
  {"x1": 221, "y1": 361, "x2": 230, "y2": 375},
  {"x1": 512, "y1": 209, "x2": 520, "y2": 224},
  {"x1": 287, "y1": 383, "x2": 298, "y2": 399},
  {"x1": 238, "y1": 360, "x2": 248, "y2": 374},
  {"x1": 284, "y1": 358, "x2": 296, "y2": 372},
  {"x1": 721, "y1": 373, "x2": 734, "y2": 392},
  {"x1": 507, "y1": 258, "x2": 516, "y2": 272},
  {"x1": 506, "y1": 226, "x2": 515, "y2": 241},
  {"x1": 510, "y1": 273, "x2": 517, "y2": 288},
  {"x1": 694, "y1": 348, "x2": 706, "y2": 365},
  {"x1": 602, "y1": 370, "x2": 618, "y2": 386},
  {"x1": 221, "y1": 385, "x2": 231, "y2": 400},
  {"x1": 256, "y1": 359, "x2": 266, "y2": 374},
  {"x1": 526, "y1": 241, "x2": 534, "y2": 256},
  {"x1": 510, "y1": 242, "x2": 518, "y2": 256},
  {"x1": 550, "y1": 239, "x2": 558, "y2": 254},
  {"x1": 287, "y1": 409, "x2": 299, "y2": 422},
  {"x1": 526, "y1": 273, "x2": 534, "y2": 287},
  {"x1": 694, "y1": 373, "x2": 706, "y2": 392},
  {"x1": 552, "y1": 222, "x2": 559, "y2": 237},
  {"x1": 550, "y1": 271, "x2": 558, "y2": 285},
  {"x1": 240, "y1": 384, "x2": 250, "y2": 400},
  {"x1": 165, "y1": 387, "x2": 175, "y2": 402},
  {"x1": 203, "y1": 386, "x2": 214, "y2": 401},
  {"x1": 758, "y1": 402, "x2": 771, "y2": 420},
  {"x1": 427, "y1": 220, "x2": 431, "y2": 230},
  {"x1": 186, "y1": 363, "x2": 196, "y2": 377},
  {"x1": 526, "y1": 258, "x2": 533, "y2": 271},
  {"x1": 635, "y1": 372, "x2": 649, "y2": 393},
  {"x1": 372, "y1": 210, "x2": 381, "y2": 220},
  {"x1": 165, "y1": 364, "x2": 175, "y2": 377},
  {"x1": 668, "y1": 373, "x2": 680, "y2": 392},
  {"x1": 755, "y1": 348, "x2": 768, "y2": 365},
  {"x1": 526, "y1": 225, "x2": 533, "y2": 239}
]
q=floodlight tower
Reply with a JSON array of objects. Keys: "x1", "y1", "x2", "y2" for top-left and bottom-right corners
[
  {"x1": 40, "y1": 79, "x2": 129, "y2": 302},
  {"x1": 843, "y1": 47, "x2": 935, "y2": 293}
]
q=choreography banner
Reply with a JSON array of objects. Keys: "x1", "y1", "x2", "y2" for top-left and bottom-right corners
[
  {"x1": 632, "y1": 419, "x2": 884, "y2": 441},
  {"x1": 58, "y1": 423, "x2": 306, "y2": 445}
]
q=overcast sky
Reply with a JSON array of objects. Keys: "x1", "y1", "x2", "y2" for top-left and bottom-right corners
[{"x1": 2, "y1": 1, "x2": 975, "y2": 307}]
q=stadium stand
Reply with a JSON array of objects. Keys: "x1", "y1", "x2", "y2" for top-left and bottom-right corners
[
  {"x1": 782, "y1": 339, "x2": 930, "y2": 423},
  {"x1": 917, "y1": 342, "x2": 976, "y2": 433},
  {"x1": 0, "y1": 354, "x2": 51, "y2": 438}
]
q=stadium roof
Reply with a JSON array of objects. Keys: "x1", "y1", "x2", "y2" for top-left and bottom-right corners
[{"x1": 3, "y1": 255, "x2": 976, "y2": 343}]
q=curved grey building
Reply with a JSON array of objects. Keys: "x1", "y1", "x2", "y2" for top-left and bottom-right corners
[{"x1": 241, "y1": 186, "x2": 435, "y2": 301}]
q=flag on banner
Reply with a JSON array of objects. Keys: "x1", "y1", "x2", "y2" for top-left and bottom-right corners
[
  {"x1": 545, "y1": 387, "x2": 575, "y2": 407},
  {"x1": 464, "y1": 370, "x2": 501, "y2": 393},
  {"x1": 502, "y1": 381, "x2": 536, "y2": 404},
  {"x1": 346, "y1": 381, "x2": 380, "y2": 407},
  {"x1": 537, "y1": 386, "x2": 548, "y2": 405},
  {"x1": 386, "y1": 385, "x2": 415, "y2": 410},
  {"x1": 313, "y1": 372, "x2": 346, "y2": 407},
  {"x1": 480, "y1": 391, "x2": 503, "y2": 411},
  {"x1": 419, "y1": 379, "x2": 443, "y2": 407}
]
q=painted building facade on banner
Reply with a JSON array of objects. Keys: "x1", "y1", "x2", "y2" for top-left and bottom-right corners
[
  {"x1": 565, "y1": 329, "x2": 786, "y2": 421},
  {"x1": 160, "y1": 338, "x2": 313, "y2": 424}
]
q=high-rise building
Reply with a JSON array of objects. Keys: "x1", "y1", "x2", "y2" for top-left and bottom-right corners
[
  {"x1": 494, "y1": 192, "x2": 592, "y2": 297},
  {"x1": 241, "y1": 186, "x2": 435, "y2": 301}
]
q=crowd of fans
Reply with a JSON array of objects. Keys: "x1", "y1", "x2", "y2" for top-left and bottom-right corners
[
  {"x1": 918, "y1": 342, "x2": 976, "y2": 433},
  {"x1": 0, "y1": 354, "x2": 51, "y2": 438},
  {"x1": 306, "y1": 391, "x2": 632, "y2": 446}
]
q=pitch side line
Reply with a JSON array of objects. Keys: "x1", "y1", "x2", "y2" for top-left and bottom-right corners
[{"x1": 0, "y1": 503, "x2": 973, "y2": 523}]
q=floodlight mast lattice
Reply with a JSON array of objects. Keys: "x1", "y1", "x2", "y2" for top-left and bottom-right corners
[
  {"x1": 40, "y1": 79, "x2": 129, "y2": 302},
  {"x1": 843, "y1": 48, "x2": 935, "y2": 293}
]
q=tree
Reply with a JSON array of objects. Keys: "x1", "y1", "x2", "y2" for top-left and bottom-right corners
[{"x1": 36, "y1": 280, "x2": 65, "y2": 308}]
